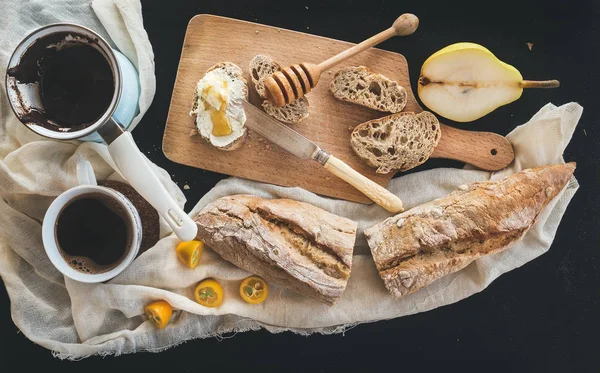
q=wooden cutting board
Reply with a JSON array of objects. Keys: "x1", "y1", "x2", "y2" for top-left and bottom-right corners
[{"x1": 163, "y1": 15, "x2": 425, "y2": 203}]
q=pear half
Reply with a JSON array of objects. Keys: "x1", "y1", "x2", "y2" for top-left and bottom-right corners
[{"x1": 418, "y1": 43, "x2": 559, "y2": 122}]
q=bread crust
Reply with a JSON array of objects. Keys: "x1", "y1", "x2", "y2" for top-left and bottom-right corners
[
  {"x1": 194, "y1": 195, "x2": 358, "y2": 305},
  {"x1": 364, "y1": 163, "x2": 576, "y2": 298}
]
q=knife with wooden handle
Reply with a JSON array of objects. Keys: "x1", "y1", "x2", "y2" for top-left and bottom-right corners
[{"x1": 242, "y1": 100, "x2": 404, "y2": 213}]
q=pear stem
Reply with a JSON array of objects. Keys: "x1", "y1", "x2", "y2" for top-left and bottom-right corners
[{"x1": 520, "y1": 80, "x2": 560, "y2": 89}]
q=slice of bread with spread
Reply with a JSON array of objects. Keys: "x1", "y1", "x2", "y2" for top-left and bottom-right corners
[{"x1": 190, "y1": 62, "x2": 248, "y2": 151}]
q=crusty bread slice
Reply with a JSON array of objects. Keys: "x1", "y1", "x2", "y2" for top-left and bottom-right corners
[
  {"x1": 194, "y1": 195, "x2": 357, "y2": 305},
  {"x1": 350, "y1": 111, "x2": 441, "y2": 174},
  {"x1": 262, "y1": 97, "x2": 309, "y2": 123},
  {"x1": 190, "y1": 62, "x2": 248, "y2": 151},
  {"x1": 249, "y1": 54, "x2": 281, "y2": 98},
  {"x1": 249, "y1": 55, "x2": 309, "y2": 124},
  {"x1": 364, "y1": 162, "x2": 576, "y2": 298},
  {"x1": 330, "y1": 66, "x2": 408, "y2": 113}
]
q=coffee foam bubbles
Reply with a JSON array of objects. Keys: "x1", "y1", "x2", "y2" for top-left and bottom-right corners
[{"x1": 64, "y1": 254, "x2": 124, "y2": 275}]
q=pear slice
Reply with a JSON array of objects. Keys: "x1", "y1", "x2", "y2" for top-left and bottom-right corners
[{"x1": 418, "y1": 42, "x2": 559, "y2": 122}]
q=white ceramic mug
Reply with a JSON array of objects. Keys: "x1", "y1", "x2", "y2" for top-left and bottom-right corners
[
  {"x1": 5, "y1": 23, "x2": 197, "y2": 241},
  {"x1": 42, "y1": 161, "x2": 142, "y2": 283}
]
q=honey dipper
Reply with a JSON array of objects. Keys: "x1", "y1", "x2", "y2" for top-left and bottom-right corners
[{"x1": 264, "y1": 13, "x2": 419, "y2": 107}]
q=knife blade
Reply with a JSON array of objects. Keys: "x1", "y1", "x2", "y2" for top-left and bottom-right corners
[
  {"x1": 242, "y1": 100, "x2": 404, "y2": 213},
  {"x1": 242, "y1": 100, "x2": 326, "y2": 163}
]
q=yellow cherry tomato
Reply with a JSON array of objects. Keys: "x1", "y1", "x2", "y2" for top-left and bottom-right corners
[
  {"x1": 239, "y1": 276, "x2": 268, "y2": 304},
  {"x1": 176, "y1": 240, "x2": 204, "y2": 269},
  {"x1": 194, "y1": 279, "x2": 223, "y2": 307},
  {"x1": 144, "y1": 300, "x2": 173, "y2": 329}
]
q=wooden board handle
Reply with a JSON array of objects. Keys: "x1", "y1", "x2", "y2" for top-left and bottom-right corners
[
  {"x1": 324, "y1": 155, "x2": 404, "y2": 213},
  {"x1": 431, "y1": 124, "x2": 514, "y2": 171}
]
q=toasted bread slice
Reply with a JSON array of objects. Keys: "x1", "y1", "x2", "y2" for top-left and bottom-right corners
[
  {"x1": 350, "y1": 111, "x2": 441, "y2": 173},
  {"x1": 249, "y1": 55, "x2": 310, "y2": 124},
  {"x1": 330, "y1": 66, "x2": 407, "y2": 113},
  {"x1": 190, "y1": 62, "x2": 248, "y2": 151}
]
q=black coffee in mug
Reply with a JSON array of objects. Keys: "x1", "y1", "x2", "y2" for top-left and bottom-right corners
[
  {"x1": 6, "y1": 31, "x2": 115, "y2": 129},
  {"x1": 40, "y1": 43, "x2": 114, "y2": 127},
  {"x1": 55, "y1": 193, "x2": 132, "y2": 274}
]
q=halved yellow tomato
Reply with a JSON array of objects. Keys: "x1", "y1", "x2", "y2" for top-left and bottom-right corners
[
  {"x1": 239, "y1": 276, "x2": 268, "y2": 304},
  {"x1": 176, "y1": 240, "x2": 204, "y2": 269},
  {"x1": 144, "y1": 300, "x2": 173, "y2": 329},
  {"x1": 194, "y1": 278, "x2": 223, "y2": 307}
]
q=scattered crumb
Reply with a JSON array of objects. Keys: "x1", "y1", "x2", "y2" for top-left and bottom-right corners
[
  {"x1": 266, "y1": 145, "x2": 272, "y2": 150},
  {"x1": 347, "y1": 126, "x2": 353, "y2": 131},
  {"x1": 325, "y1": 177, "x2": 331, "y2": 181},
  {"x1": 305, "y1": 6, "x2": 309, "y2": 9},
  {"x1": 258, "y1": 138, "x2": 264, "y2": 142},
  {"x1": 307, "y1": 26, "x2": 310, "y2": 30},
  {"x1": 255, "y1": 30, "x2": 259, "y2": 35},
  {"x1": 277, "y1": 29, "x2": 281, "y2": 33},
  {"x1": 183, "y1": 184, "x2": 190, "y2": 190},
  {"x1": 526, "y1": 42, "x2": 533, "y2": 51},
  {"x1": 583, "y1": 129, "x2": 587, "y2": 136},
  {"x1": 457, "y1": 184, "x2": 468, "y2": 191},
  {"x1": 189, "y1": 129, "x2": 198, "y2": 136}
]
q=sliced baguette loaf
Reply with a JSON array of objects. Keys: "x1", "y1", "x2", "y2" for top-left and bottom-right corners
[
  {"x1": 194, "y1": 195, "x2": 357, "y2": 305},
  {"x1": 364, "y1": 163, "x2": 576, "y2": 298},
  {"x1": 249, "y1": 55, "x2": 309, "y2": 124},
  {"x1": 190, "y1": 62, "x2": 248, "y2": 151},
  {"x1": 330, "y1": 66, "x2": 408, "y2": 113},
  {"x1": 350, "y1": 111, "x2": 441, "y2": 173}
]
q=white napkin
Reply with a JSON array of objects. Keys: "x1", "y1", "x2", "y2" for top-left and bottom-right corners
[{"x1": 0, "y1": 0, "x2": 580, "y2": 360}]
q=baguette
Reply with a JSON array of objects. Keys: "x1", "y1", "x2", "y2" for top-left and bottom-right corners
[
  {"x1": 350, "y1": 111, "x2": 441, "y2": 173},
  {"x1": 249, "y1": 55, "x2": 309, "y2": 124},
  {"x1": 364, "y1": 163, "x2": 576, "y2": 298},
  {"x1": 330, "y1": 66, "x2": 407, "y2": 113},
  {"x1": 194, "y1": 195, "x2": 357, "y2": 305}
]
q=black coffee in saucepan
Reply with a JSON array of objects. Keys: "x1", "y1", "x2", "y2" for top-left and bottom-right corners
[
  {"x1": 39, "y1": 43, "x2": 114, "y2": 127},
  {"x1": 55, "y1": 194, "x2": 132, "y2": 274}
]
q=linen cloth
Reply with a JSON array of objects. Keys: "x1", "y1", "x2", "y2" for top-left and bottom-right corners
[{"x1": 0, "y1": 0, "x2": 580, "y2": 359}]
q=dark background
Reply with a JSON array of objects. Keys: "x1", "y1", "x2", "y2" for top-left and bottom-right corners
[{"x1": 1, "y1": 0, "x2": 599, "y2": 371}]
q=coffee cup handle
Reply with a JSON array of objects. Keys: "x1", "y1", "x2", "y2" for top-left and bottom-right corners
[
  {"x1": 106, "y1": 131, "x2": 198, "y2": 242},
  {"x1": 76, "y1": 160, "x2": 98, "y2": 186}
]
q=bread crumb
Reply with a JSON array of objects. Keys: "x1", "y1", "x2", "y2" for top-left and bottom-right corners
[
  {"x1": 306, "y1": 26, "x2": 310, "y2": 30},
  {"x1": 255, "y1": 30, "x2": 259, "y2": 35},
  {"x1": 526, "y1": 42, "x2": 533, "y2": 51},
  {"x1": 457, "y1": 184, "x2": 468, "y2": 191},
  {"x1": 348, "y1": 126, "x2": 353, "y2": 131},
  {"x1": 189, "y1": 129, "x2": 198, "y2": 136},
  {"x1": 305, "y1": 6, "x2": 308, "y2": 9},
  {"x1": 266, "y1": 145, "x2": 271, "y2": 150},
  {"x1": 277, "y1": 29, "x2": 281, "y2": 33},
  {"x1": 183, "y1": 184, "x2": 190, "y2": 190},
  {"x1": 325, "y1": 177, "x2": 331, "y2": 181},
  {"x1": 583, "y1": 129, "x2": 587, "y2": 136}
]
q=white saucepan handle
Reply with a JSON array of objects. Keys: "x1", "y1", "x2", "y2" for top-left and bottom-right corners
[{"x1": 107, "y1": 131, "x2": 198, "y2": 241}]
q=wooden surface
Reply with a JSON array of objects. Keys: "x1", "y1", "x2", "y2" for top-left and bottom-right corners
[{"x1": 163, "y1": 15, "x2": 511, "y2": 203}]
